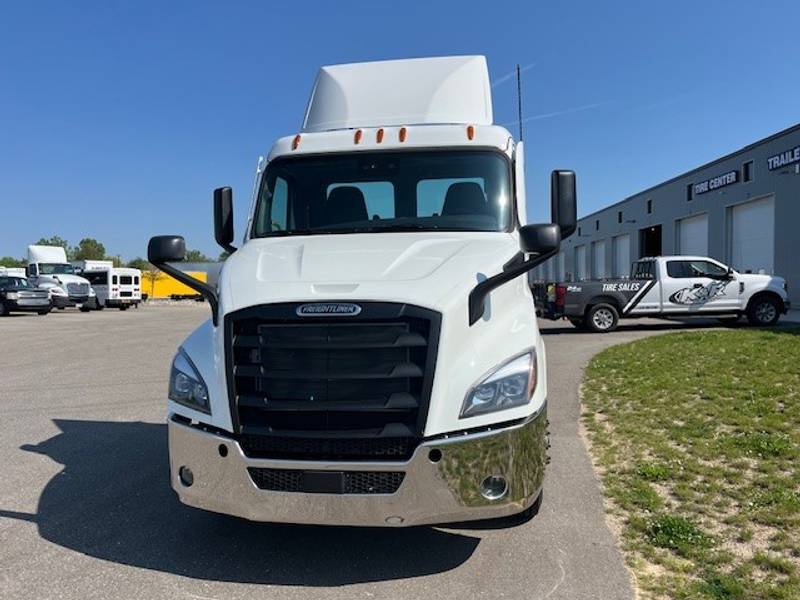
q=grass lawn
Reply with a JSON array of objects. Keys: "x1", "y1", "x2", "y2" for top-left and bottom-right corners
[{"x1": 582, "y1": 328, "x2": 800, "y2": 599}]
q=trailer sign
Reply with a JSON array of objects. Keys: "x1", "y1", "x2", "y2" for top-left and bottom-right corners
[
  {"x1": 767, "y1": 145, "x2": 800, "y2": 170},
  {"x1": 693, "y1": 170, "x2": 738, "y2": 195}
]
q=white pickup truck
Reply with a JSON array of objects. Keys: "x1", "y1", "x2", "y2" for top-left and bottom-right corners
[
  {"x1": 147, "y1": 56, "x2": 578, "y2": 526},
  {"x1": 539, "y1": 255, "x2": 789, "y2": 332}
]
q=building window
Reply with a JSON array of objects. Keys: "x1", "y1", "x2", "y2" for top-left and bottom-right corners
[
  {"x1": 743, "y1": 160, "x2": 753, "y2": 182},
  {"x1": 578, "y1": 226, "x2": 582, "y2": 236},
  {"x1": 646, "y1": 199, "x2": 653, "y2": 214},
  {"x1": 618, "y1": 211, "x2": 622, "y2": 224},
  {"x1": 595, "y1": 219, "x2": 600, "y2": 231},
  {"x1": 686, "y1": 184, "x2": 693, "y2": 202}
]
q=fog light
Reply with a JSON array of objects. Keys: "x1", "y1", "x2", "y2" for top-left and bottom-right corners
[
  {"x1": 178, "y1": 466, "x2": 194, "y2": 487},
  {"x1": 479, "y1": 475, "x2": 508, "y2": 501}
]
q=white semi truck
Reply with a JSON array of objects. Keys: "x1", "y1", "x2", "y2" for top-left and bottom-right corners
[
  {"x1": 149, "y1": 56, "x2": 577, "y2": 526},
  {"x1": 27, "y1": 245, "x2": 95, "y2": 311}
]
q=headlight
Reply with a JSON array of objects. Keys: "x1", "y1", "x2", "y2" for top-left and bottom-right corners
[
  {"x1": 169, "y1": 349, "x2": 210, "y2": 414},
  {"x1": 6, "y1": 292, "x2": 19, "y2": 300},
  {"x1": 89, "y1": 288, "x2": 96, "y2": 297},
  {"x1": 49, "y1": 286, "x2": 67, "y2": 296},
  {"x1": 460, "y1": 350, "x2": 537, "y2": 419}
]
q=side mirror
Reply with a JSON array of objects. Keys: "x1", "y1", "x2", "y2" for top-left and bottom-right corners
[
  {"x1": 214, "y1": 187, "x2": 236, "y2": 254},
  {"x1": 147, "y1": 235, "x2": 219, "y2": 325},
  {"x1": 519, "y1": 223, "x2": 561, "y2": 256},
  {"x1": 148, "y1": 236, "x2": 186, "y2": 263},
  {"x1": 551, "y1": 170, "x2": 577, "y2": 239}
]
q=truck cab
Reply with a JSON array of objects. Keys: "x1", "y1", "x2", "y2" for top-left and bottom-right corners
[
  {"x1": 149, "y1": 56, "x2": 577, "y2": 526},
  {"x1": 26, "y1": 245, "x2": 95, "y2": 310}
]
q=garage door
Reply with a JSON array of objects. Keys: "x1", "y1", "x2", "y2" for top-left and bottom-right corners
[
  {"x1": 677, "y1": 213, "x2": 708, "y2": 256},
  {"x1": 592, "y1": 240, "x2": 606, "y2": 278},
  {"x1": 575, "y1": 245, "x2": 587, "y2": 280},
  {"x1": 612, "y1": 234, "x2": 630, "y2": 277},
  {"x1": 730, "y1": 196, "x2": 775, "y2": 274}
]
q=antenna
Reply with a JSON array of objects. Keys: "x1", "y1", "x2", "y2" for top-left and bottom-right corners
[{"x1": 516, "y1": 64, "x2": 524, "y2": 141}]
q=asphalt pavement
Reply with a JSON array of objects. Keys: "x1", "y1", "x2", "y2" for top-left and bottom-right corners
[{"x1": 0, "y1": 303, "x2": 758, "y2": 600}]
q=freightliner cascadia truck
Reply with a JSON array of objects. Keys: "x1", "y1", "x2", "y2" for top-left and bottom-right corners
[{"x1": 149, "y1": 56, "x2": 577, "y2": 526}]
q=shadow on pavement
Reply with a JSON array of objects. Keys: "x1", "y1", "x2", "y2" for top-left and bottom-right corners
[{"x1": 2, "y1": 419, "x2": 480, "y2": 586}]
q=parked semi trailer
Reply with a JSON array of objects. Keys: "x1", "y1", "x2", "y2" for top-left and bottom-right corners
[
  {"x1": 142, "y1": 270, "x2": 207, "y2": 300},
  {"x1": 148, "y1": 56, "x2": 577, "y2": 526},
  {"x1": 537, "y1": 255, "x2": 789, "y2": 332}
]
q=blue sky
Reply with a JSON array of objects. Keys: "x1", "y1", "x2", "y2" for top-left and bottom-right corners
[{"x1": 2, "y1": 1, "x2": 798, "y2": 261}]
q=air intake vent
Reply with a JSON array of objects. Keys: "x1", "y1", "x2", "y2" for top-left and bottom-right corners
[
  {"x1": 226, "y1": 302, "x2": 440, "y2": 461},
  {"x1": 247, "y1": 467, "x2": 406, "y2": 494}
]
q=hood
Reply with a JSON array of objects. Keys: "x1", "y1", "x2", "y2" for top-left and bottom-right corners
[
  {"x1": 221, "y1": 232, "x2": 519, "y2": 313},
  {"x1": 41, "y1": 273, "x2": 90, "y2": 286}
]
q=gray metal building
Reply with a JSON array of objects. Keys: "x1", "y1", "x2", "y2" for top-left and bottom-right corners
[{"x1": 533, "y1": 123, "x2": 800, "y2": 304}]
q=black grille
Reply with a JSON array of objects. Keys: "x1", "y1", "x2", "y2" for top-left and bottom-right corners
[
  {"x1": 247, "y1": 467, "x2": 405, "y2": 494},
  {"x1": 227, "y1": 303, "x2": 440, "y2": 461}
]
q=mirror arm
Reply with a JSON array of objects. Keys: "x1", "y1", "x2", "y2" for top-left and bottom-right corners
[
  {"x1": 151, "y1": 260, "x2": 220, "y2": 326},
  {"x1": 468, "y1": 249, "x2": 558, "y2": 326}
]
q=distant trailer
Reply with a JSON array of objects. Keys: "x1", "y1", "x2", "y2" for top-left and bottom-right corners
[{"x1": 141, "y1": 270, "x2": 208, "y2": 299}]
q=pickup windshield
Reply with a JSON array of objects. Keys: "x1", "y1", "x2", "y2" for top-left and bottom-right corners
[
  {"x1": 252, "y1": 150, "x2": 511, "y2": 237},
  {"x1": 38, "y1": 263, "x2": 76, "y2": 275},
  {"x1": 0, "y1": 277, "x2": 32, "y2": 289}
]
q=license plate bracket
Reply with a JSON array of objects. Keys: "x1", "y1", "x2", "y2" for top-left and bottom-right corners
[{"x1": 302, "y1": 471, "x2": 345, "y2": 494}]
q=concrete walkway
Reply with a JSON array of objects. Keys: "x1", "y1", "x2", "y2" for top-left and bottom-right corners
[{"x1": 1, "y1": 306, "x2": 724, "y2": 600}]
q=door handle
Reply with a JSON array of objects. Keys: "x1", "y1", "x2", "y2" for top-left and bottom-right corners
[{"x1": 692, "y1": 283, "x2": 703, "y2": 289}]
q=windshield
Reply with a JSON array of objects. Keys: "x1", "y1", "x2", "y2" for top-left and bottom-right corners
[
  {"x1": 0, "y1": 277, "x2": 32, "y2": 289},
  {"x1": 39, "y1": 263, "x2": 76, "y2": 275},
  {"x1": 82, "y1": 271, "x2": 109, "y2": 285},
  {"x1": 252, "y1": 150, "x2": 512, "y2": 237}
]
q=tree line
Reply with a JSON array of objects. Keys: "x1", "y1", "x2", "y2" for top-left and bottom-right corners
[{"x1": 0, "y1": 236, "x2": 226, "y2": 269}]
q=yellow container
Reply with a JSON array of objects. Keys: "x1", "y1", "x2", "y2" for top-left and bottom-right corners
[{"x1": 141, "y1": 270, "x2": 208, "y2": 299}]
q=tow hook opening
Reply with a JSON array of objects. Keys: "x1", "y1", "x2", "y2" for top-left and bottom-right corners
[
  {"x1": 178, "y1": 466, "x2": 194, "y2": 487},
  {"x1": 479, "y1": 475, "x2": 508, "y2": 501}
]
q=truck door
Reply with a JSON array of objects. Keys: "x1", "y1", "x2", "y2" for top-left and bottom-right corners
[
  {"x1": 119, "y1": 273, "x2": 136, "y2": 301},
  {"x1": 624, "y1": 260, "x2": 661, "y2": 314},
  {"x1": 660, "y1": 259, "x2": 739, "y2": 313}
]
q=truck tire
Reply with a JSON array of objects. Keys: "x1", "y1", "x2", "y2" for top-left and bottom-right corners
[
  {"x1": 0, "y1": 303, "x2": 7, "y2": 316},
  {"x1": 586, "y1": 303, "x2": 619, "y2": 333},
  {"x1": 79, "y1": 306, "x2": 91, "y2": 313},
  {"x1": 747, "y1": 296, "x2": 780, "y2": 326},
  {"x1": 37, "y1": 309, "x2": 50, "y2": 316}
]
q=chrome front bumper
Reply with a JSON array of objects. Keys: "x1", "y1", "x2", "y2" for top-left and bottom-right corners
[{"x1": 169, "y1": 405, "x2": 547, "y2": 527}]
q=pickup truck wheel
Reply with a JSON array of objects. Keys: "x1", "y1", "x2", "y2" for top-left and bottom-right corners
[
  {"x1": 747, "y1": 296, "x2": 780, "y2": 326},
  {"x1": 37, "y1": 309, "x2": 50, "y2": 316},
  {"x1": 0, "y1": 303, "x2": 7, "y2": 316},
  {"x1": 586, "y1": 304, "x2": 619, "y2": 333}
]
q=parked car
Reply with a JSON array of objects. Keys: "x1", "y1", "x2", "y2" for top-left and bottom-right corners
[
  {"x1": 538, "y1": 256, "x2": 789, "y2": 332},
  {"x1": 0, "y1": 274, "x2": 51, "y2": 316}
]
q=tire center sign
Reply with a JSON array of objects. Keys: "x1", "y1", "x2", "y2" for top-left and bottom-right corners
[{"x1": 693, "y1": 170, "x2": 738, "y2": 195}]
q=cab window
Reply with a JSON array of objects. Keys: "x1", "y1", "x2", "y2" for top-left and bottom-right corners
[{"x1": 667, "y1": 260, "x2": 728, "y2": 278}]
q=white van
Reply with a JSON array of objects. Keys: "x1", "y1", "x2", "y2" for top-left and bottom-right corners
[{"x1": 76, "y1": 262, "x2": 142, "y2": 310}]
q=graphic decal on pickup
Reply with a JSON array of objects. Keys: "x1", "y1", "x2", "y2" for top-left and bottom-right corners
[
  {"x1": 668, "y1": 281, "x2": 729, "y2": 305},
  {"x1": 622, "y1": 280, "x2": 656, "y2": 314},
  {"x1": 603, "y1": 282, "x2": 643, "y2": 292}
]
